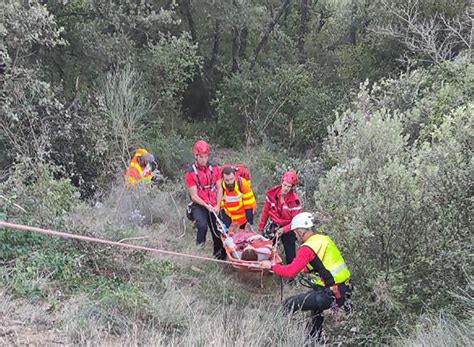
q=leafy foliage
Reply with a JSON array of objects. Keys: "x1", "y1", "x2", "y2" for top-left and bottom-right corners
[
  {"x1": 1, "y1": 0, "x2": 472, "y2": 344},
  {"x1": 316, "y1": 59, "x2": 473, "y2": 342},
  {"x1": 0, "y1": 159, "x2": 76, "y2": 260}
]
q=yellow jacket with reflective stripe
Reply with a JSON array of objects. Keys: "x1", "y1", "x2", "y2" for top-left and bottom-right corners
[
  {"x1": 221, "y1": 178, "x2": 256, "y2": 225},
  {"x1": 125, "y1": 149, "x2": 153, "y2": 186},
  {"x1": 303, "y1": 234, "x2": 351, "y2": 286}
]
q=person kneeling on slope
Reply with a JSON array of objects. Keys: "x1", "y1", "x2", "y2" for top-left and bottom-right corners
[{"x1": 260, "y1": 212, "x2": 352, "y2": 342}]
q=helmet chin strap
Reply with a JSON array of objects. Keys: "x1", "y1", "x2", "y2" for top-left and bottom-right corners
[
  {"x1": 195, "y1": 156, "x2": 208, "y2": 167},
  {"x1": 299, "y1": 228, "x2": 313, "y2": 241}
]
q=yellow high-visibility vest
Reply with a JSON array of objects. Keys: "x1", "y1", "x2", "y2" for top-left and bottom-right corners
[
  {"x1": 221, "y1": 178, "x2": 256, "y2": 225},
  {"x1": 303, "y1": 234, "x2": 351, "y2": 286}
]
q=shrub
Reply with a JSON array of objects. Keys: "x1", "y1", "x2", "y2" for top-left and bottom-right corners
[
  {"x1": 315, "y1": 59, "x2": 473, "y2": 342},
  {"x1": 99, "y1": 65, "x2": 155, "y2": 168},
  {"x1": 214, "y1": 63, "x2": 313, "y2": 149},
  {"x1": 0, "y1": 159, "x2": 77, "y2": 260},
  {"x1": 393, "y1": 313, "x2": 474, "y2": 347},
  {"x1": 274, "y1": 156, "x2": 324, "y2": 209}
]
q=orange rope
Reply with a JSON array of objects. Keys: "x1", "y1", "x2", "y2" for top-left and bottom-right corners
[{"x1": 0, "y1": 221, "x2": 263, "y2": 269}]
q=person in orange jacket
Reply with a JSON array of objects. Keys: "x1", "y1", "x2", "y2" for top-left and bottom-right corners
[
  {"x1": 220, "y1": 166, "x2": 257, "y2": 230},
  {"x1": 125, "y1": 149, "x2": 159, "y2": 186}
]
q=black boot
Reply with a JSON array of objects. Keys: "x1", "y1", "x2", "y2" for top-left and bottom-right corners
[
  {"x1": 214, "y1": 248, "x2": 227, "y2": 260},
  {"x1": 307, "y1": 312, "x2": 324, "y2": 343}
]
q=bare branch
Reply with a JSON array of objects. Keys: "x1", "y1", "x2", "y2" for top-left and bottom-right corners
[{"x1": 375, "y1": 0, "x2": 473, "y2": 64}]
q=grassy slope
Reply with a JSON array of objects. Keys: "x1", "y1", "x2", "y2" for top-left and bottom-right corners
[
  {"x1": 2, "y1": 148, "x2": 471, "y2": 345},
  {"x1": 0, "y1": 171, "x2": 317, "y2": 345}
]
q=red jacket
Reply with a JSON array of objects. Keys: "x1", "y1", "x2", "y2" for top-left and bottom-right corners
[
  {"x1": 258, "y1": 185, "x2": 303, "y2": 233},
  {"x1": 184, "y1": 163, "x2": 221, "y2": 206},
  {"x1": 272, "y1": 246, "x2": 313, "y2": 278}
]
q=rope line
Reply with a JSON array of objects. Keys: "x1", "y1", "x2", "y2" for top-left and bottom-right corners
[{"x1": 0, "y1": 221, "x2": 263, "y2": 268}]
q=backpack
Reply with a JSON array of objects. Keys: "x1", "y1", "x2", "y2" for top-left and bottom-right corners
[{"x1": 222, "y1": 164, "x2": 251, "y2": 181}]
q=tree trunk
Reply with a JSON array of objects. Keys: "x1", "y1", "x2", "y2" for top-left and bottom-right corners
[
  {"x1": 179, "y1": 0, "x2": 198, "y2": 42},
  {"x1": 240, "y1": 27, "x2": 248, "y2": 60},
  {"x1": 254, "y1": 0, "x2": 292, "y2": 63},
  {"x1": 315, "y1": 5, "x2": 330, "y2": 34},
  {"x1": 231, "y1": 27, "x2": 242, "y2": 73},
  {"x1": 231, "y1": 26, "x2": 249, "y2": 73},
  {"x1": 349, "y1": 0, "x2": 358, "y2": 45},
  {"x1": 297, "y1": 0, "x2": 310, "y2": 64},
  {"x1": 179, "y1": 0, "x2": 210, "y2": 118},
  {"x1": 207, "y1": 19, "x2": 221, "y2": 78}
]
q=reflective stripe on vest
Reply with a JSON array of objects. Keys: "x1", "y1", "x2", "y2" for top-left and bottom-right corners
[
  {"x1": 223, "y1": 194, "x2": 243, "y2": 203},
  {"x1": 303, "y1": 234, "x2": 351, "y2": 286},
  {"x1": 127, "y1": 158, "x2": 152, "y2": 186},
  {"x1": 242, "y1": 190, "x2": 256, "y2": 208},
  {"x1": 130, "y1": 162, "x2": 152, "y2": 179},
  {"x1": 221, "y1": 179, "x2": 249, "y2": 225}
]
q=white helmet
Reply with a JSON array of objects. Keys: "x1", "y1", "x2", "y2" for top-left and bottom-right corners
[{"x1": 291, "y1": 212, "x2": 315, "y2": 230}]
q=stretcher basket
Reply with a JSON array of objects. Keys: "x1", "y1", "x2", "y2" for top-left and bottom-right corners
[{"x1": 221, "y1": 234, "x2": 283, "y2": 272}]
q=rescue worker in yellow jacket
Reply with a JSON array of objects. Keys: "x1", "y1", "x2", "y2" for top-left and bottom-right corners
[
  {"x1": 125, "y1": 148, "x2": 158, "y2": 187},
  {"x1": 261, "y1": 212, "x2": 352, "y2": 342},
  {"x1": 220, "y1": 166, "x2": 257, "y2": 230}
]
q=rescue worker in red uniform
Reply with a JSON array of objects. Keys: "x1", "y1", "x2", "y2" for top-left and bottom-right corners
[
  {"x1": 260, "y1": 212, "x2": 352, "y2": 342},
  {"x1": 184, "y1": 140, "x2": 226, "y2": 260},
  {"x1": 258, "y1": 171, "x2": 302, "y2": 264}
]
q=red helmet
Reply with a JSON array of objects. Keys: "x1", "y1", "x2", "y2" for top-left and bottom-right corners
[
  {"x1": 193, "y1": 140, "x2": 210, "y2": 156},
  {"x1": 282, "y1": 171, "x2": 298, "y2": 186}
]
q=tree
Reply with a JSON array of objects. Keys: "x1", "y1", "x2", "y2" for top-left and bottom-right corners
[
  {"x1": 374, "y1": 0, "x2": 473, "y2": 64},
  {"x1": 317, "y1": 58, "x2": 473, "y2": 341}
]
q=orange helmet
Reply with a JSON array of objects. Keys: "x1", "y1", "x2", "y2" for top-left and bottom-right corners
[
  {"x1": 193, "y1": 140, "x2": 210, "y2": 156},
  {"x1": 134, "y1": 148, "x2": 149, "y2": 157},
  {"x1": 282, "y1": 171, "x2": 298, "y2": 186}
]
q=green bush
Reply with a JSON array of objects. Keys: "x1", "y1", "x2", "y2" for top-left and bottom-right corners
[
  {"x1": 214, "y1": 63, "x2": 313, "y2": 149},
  {"x1": 274, "y1": 156, "x2": 324, "y2": 209},
  {"x1": 394, "y1": 313, "x2": 474, "y2": 347},
  {"x1": 315, "y1": 60, "x2": 473, "y2": 342},
  {"x1": 0, "y1": 160, "x2": 77, "y2": 260}
]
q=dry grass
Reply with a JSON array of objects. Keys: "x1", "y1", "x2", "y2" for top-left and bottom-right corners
[
  {"x1": 1, "y1": 179, "x2": 310, "y2": 345},
  {"x1": 393, "y1": 315, "x2": 474, "y2": 347},
  {"x1": 0, "y1": 291, "x2": 68, "y2": 345},
  {"x1": 2, "y1": 177, "x2": 471, "y2": 346}
]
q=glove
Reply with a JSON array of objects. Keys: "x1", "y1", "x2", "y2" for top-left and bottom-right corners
[
  {"x1": 263, "y1": 224, "x2": 276, "y2": 238},
  {"x1": 152, "y1": 169, "x2": 162, "y2": 184},
  {"x1": 275, "y1": 227, "x2": 285, "y2": 237}
]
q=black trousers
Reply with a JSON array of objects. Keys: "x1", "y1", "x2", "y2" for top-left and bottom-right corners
[
  {"x1": 267, "y1": 222, "x2": 296, "y2": 264},
  {"x1": 283, "y1": 284, "x2": 352, "y2": 341},
  {"x1": 281, "y1": 231, "x2": 296, "y2": 264},
  {"x1": 191, "y1": 204, "x2": 225, "y2": 259}
]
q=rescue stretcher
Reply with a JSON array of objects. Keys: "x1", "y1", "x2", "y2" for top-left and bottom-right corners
[
  {"x1": 213, "y1": 212, "x2": 283, "y2": 272},
  {"x1": 222, "y1": 236, "x2": 283, "y2": 271}
]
